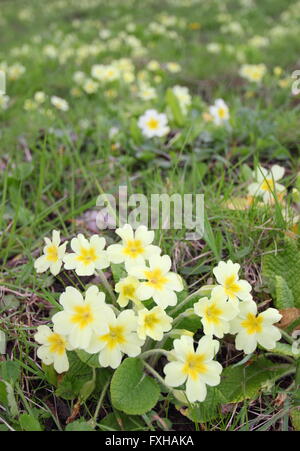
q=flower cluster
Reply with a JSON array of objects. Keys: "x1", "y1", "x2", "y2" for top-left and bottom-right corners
[
  {"x1": 165, "y1": 260, "x2": 282, "y2": 401},
  {"x1": 34, "y1": 224, "x2": 183, "y2": 371},
  {"x1": 34, "y1": 226, "x2": 282, "y2": 404}
]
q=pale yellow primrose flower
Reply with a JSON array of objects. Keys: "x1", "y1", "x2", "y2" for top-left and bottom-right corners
[
  {"x1": 194, "y1": 291, "x2": 238, "y2": 338},
  {"x1": 164, "y1": 335, "x2": 222, "y2": 403},
  {"x1": 85, "y1": 308, "x2": 144, "y2": 369},
  {"x1": 137, "y1": 306, "x2": 173, "y2": 341},
  {"x1": 212, "y1": 260, "x2": 252, "y2": 305},
  {"x1": 248, "y1": 165, "x2": 285, "y2": 204},
  {"x1": 128, "y1": 254, "x2": 183, "y2": 309},
  {"x1": 34, "y1": 230, "x2": 67, "y2": 276},
  {"x1": 50, "y1": 95, "x2": 69, "y2": 111},
  {"x1": 208, "y1": 99, "x2": 230, "y2": 126},
  {"x1": 166, "y1": 62, "x2": 181, "y2": 73},
  {"x1": 172, "y1": 85, "x2": 191, "y2": 114},
  {"x1": 34, "y1": 325, "x2": 73, "y2": 374},
  {"x1": 52, "y1": 286, "x2": 110, "y2": 350},
  {"x1": 115, "y1": 276, "x2": 141, "y2": 307},
  {"x1": 239, "y1": 63, "x2": 267, "y2": 83},
  {"x1": 230, "y1": 300, "x2": 282, "y2": 354},
  {"x1": 138, "y1": 109, "x2": 170, "y2": 138},
  {"x1": 63, "y1": 234, "x2": 109, "y2": 276},
  {"x1": 107, "y1": 224, "x2": 161, "y2": 267}
]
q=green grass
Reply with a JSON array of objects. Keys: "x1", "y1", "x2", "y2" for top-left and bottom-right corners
[{"x1": 1, "y1": 0, "x2": 300, "y2": 432}]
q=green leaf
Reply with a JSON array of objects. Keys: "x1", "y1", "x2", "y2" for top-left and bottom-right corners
[
  {"x1": 42, "y1": 363, "x2": 58, "y2": 386},
  {"x1": 271, "y1": 342, "x2": 299, "y2": 359},
  {"x1": 218, "y1": 357, "x2": 290, "y2": 403},
  {"x1": 79, "y1": 374, "x2": 96, "y2": 402},
  {"x1": 65, "y1": 420, "x2": 94, "y2": 431},
  {"x1": 290, "y1": 408, "x2": 300, "y2": 431},
  {"x1": 186, "y1": 386, "x2": 226, "y2": 423},
  {"x1": 187, "y1": 357, "x2": 290, "y2": 423},
  {"x1": 56, "y1": 352, "x2": 93, "y2": 400},
  {"x1": 262, "y1": 238, "x2": 300, "y2": 308},
  {"x1": 99, "y1": 412, "x2": 146, "y2": 431},
  {"x1": 76, "y1": 349, "x2": 101, "y2": 368},
  {"x1": 1, "y1": 295, "x2": 20, "y2": 311},
  {"x1": 11, "y1": 163, "x2": 34, "y2": 181},
  {"x1": 166, "y1": 89, "x2": 185, "y2": 127},
  {"x1": 130, "y1": 118, "x2": 142, "y2": 145},
  {"x1": 0, "y1": 361, "x2": 21, "y2": 385},
  {"x1": 111, "y1": 263, "x2": 127, "y2": 285},
  {"x1": 0, "y1": 381, "x2": 19, "y2": 417},
  {"x1": 110, "y1": 358, "x2": 160, "y2": 415},
  {"x1": 19, "y1": 414, "x2": 43, "y2": 431},
  {"x1": 275, "y1": 276, "x2": 294, "y2": 309}
]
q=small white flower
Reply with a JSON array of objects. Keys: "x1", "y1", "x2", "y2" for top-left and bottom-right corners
[
  {"x1": 107, "y1": 224, "x2": 161, "y2": 267},
  {"x1": 239, "y1": 64, "x2": 267, "y2": 83},
  {"x1": 138, "y1": 109, "x2": 170, "y2": 138},
  {"x1": 85, "y1": 309, "x2": 144, "y2": 369},
  {"x1": 194, "y1": 291, "x2": 238, "y2": 338},
  {"x1": 83, "y1": 78, "x2": 98, "y2": 94},
  {"x1": 172, "y1": 85, "x2": 191, "y2": 114},
  {"x1": 164, "y1": 335, "x2": 222, "y2": 403},
  {"x1": 73, "y1": 71, "x2": 86, "y2": 85},
  {"x1": 34, "y1": 325, "x2": 73, "y2": 374},
  {"x1": 115, "y1": 276, "x2": 141, "y2": 307},
  {"x1": 8, "y1": 63, "x2": 25, "y2": 80},
  {"x1": 50, "y1": 96, "x2": 69, "y2": 111},
  {"x1": 34, "y1": 230, "x2": 67, "y2": 276},
  {"x1": 52, "y1": 286, "x2": 110, "y2": 350},
  {"x1": 128, "y1": 254, "x2": 183, "y2": 309},
  {"x1": 212, "y1": 260, "x2": 252, "y2": 306},
  {"x1": 137, "y1": 84, "x2": 157, "y2": 101},
  {"x1": 230, "y1": 300, "x2": 282, "y2": 354},
  {"x1": 63, "y1": 234, "x2": 109, "y2": 276},
  {"x1": 209, "y1": 99, "x2": 230, "y2": 125},
  {"x1": 137, "y1": 306, "x2": 173, "y2": 341},
  {"x1": 166, "y1": 62, "x2": 181, "y2": 73},
  {"x1": 248, "y1": 165, "x2": 285, "y2": 204},
  {"x1": 91, "y1": 64, "x2": 106, "y2": 80},
  {"x1": 34, "y1": 91, "x2": 46, "y2": 104}
]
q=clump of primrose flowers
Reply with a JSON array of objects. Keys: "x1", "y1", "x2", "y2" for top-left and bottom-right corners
[{"x1": 33, "y1": 224, "x2": 282, "y2": 403}]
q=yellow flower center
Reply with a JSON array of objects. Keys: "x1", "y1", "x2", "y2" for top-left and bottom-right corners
[
  {"x1": 46, "y1": 245, "x2": 59, "y2": 262},
  {"x1": 204, "y1": 304, "x2": 222, "y2": 324},
  {"x1": 107, "y1": 70, "x2": 115, "y2": 78},
  {"x1": 251, "y1": 70, "x2": 262, "y2": 81},
  {"x1": 261, "y1": 178, "x2": 275, "y2": 192},
  {"x1": 182, "y1": 353, "x2": 207, "y2": 380},
  {"x1": 147, "y1": 118, "x2": 159, "y2": 130},
  {"x1": 144, "y1": 268, "x2": 168, "y2": 290},
  {"x1": 76, "y1": 247, "x2": 97, "y2": 265},
  {"x1": 47, "y1": 333, "x2": 66, "y2": 355},
  {"x1": 241, "y1": 313, "x2": 263, "y2": 334},
  {"x1": 71, "y1": 304, "x2": 94, "y2": 329},
  {"x1": 218, "y1": 107, "x2": 226, "y2": 119},
  {"x1": 123, "y1": 239, "x2": 145, "y2": 258},
  {"x1": 143, "y1": 312, "x2": 159, "y2": 330},
  {"x1": 100, "y1": 325, "x2": 126, "y2": 350},
  {"x1": 122, "y1": 284, "x2": 136, "y2": 299},
  {"x1": 224, "y1": 275, "x2": 240, "y2": 298}
]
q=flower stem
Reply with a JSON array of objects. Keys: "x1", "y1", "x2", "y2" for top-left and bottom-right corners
[
  {"x1": 93, "y1": 378, "x2": 110, "y2": 423},
  {"x1": 280, "y1": 330, "x2": 294, "y2": 344},
  {"x1": 139, "y1": 349, "x2": 171, "y2": 360},
  {"x1": 97, "y1": 269, "x2": 117, "y2": 305},
  {"x1": 142, "y1": 361, "x2": 172, "y2": 392},
  {"x1": 170, "y1": 285, "x2": 214, "y2": 316}
]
